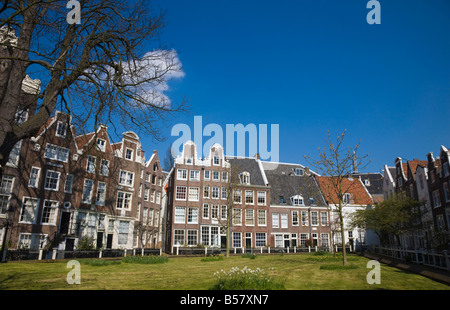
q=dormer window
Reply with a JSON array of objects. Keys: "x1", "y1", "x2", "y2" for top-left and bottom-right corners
[
  {"x1": 279, "y1": 196, "x2": 286, "y2": 204},
  {"x1": 291, "y1": 195, "x2": 304, "y2": 206},
  {"x1": 364, "y1": 179, "x2": 370, "y2": 186},
  {"x1": 310, "y1": 197, "x2": 315, "y2": 205},
  {"x1": 293, "y1": 168, "x2": 304, "y2": 176},
  {"x1": 56, "y1": 121, "x2": 67, "y2": 138},
  {"x1": 342, "y1": 193, "x2": 351, "y2": 204},
  {"x1": 96, "y1": 138, "x2": 106, "y2": 152},
  {"x1": 186, "y1": 157, "x2": 193, "y2": 164},
  {"x1": 239, "y1": 172, "x2": 250, "y2": 185},
  {"x1": 213, "y1": 155, "x2": 220, "y2": 165},
  {"x1": 125, "y1": 148, "x2": 133, "y2": 160}
]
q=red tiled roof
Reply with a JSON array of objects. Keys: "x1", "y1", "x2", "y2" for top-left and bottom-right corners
[{"x1": 316, "y1": 176, "x2": 373, "y2": 205}]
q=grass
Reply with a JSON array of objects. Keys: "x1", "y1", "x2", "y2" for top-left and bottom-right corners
[{"x1": 0, "y1": 253, "x2": 448, "y2": 290}]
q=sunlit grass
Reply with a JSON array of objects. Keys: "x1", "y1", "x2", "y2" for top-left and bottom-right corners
[{"x1": 0, "y1": 253, "x2": 448, "y2": 290}]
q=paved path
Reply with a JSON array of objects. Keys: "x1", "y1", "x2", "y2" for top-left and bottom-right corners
[{"x1": 364, "y1": 252, "x2": 450, "y2": 286}]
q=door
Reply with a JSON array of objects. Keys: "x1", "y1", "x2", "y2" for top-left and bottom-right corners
[
  {"x1": 245, "y1": 233, "x2": 252, "y2": 248},
  {"x1": 106, "y1": 234, "x2": 113, "y2": 249},
  {"x1": 59, "y1": 212, "x2": 71, "y2": 235},
  {"x1": 65, "y1": 238, "x2": 75, "y2": 251},
  {"x1": 96, "y1": 232, "x2": 104, "y2": 249}
]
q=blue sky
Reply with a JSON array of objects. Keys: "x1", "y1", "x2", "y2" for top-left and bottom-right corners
[{"x1": 145, "y1": 0, "x2": 450, "y2": 173}]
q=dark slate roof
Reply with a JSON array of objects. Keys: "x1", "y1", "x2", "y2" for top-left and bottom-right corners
[
  {"x1": 261, "y1": 161, "x2": 327, "y2": 207},
  {"x1": 350, "y1": 173, "x2": 384, "y2": 195},
  {"x1": 226, "y1": 157, "x2": 267, "y2": 186}
]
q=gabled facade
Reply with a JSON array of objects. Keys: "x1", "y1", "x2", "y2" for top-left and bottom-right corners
[
  {"x1": 315, "y1": 175, "x2": 378, "y2": 250},
  {"x1": 0, "y1": 112, "x2": 164, "y2": 252},
  {"x1": 261, "y1": 161, "x2": 332, "y2": 249},
  {"x1": 164, "y1": 141, "x2": 231, "y2": 252}
]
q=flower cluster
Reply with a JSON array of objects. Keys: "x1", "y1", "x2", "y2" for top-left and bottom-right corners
[{"x1": 211, "y1": 266, "x2": 283, "y2": 290}]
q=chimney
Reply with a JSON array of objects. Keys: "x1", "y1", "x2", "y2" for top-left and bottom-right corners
[{"x1": 254, "y1": 153, "x2": 260, "y2": 159}]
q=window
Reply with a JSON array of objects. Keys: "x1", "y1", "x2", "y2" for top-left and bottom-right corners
[
  {"x1": 212, "y1": 171, "x2": 220, "y2": 181},
  {"x1": 281, "y1": 214, "x2": 288, "y2": 228},
  {"x1": 96, "y1": 138, "x2": 106, "y2": 152},
  {"x1": 258, "y1": 210, "x2": 266, "y2": 226},
  {"x1": 119, "y1": 170, "x2": 134, "y2": 187},
  {"x1": 234, "y1": 189, "x2": 242, "y2": 203},
  {"x1": 300, "y1": 234, "x2": 308, "y2": 246},
  {"x1": 321, "y1": 211, "x2": 329, "y2": 226},
  {"x1": 245, "y1": 209, "x2": 254, "y2": 226},
  {"x1": 64, "y1": 174, "x2": 74, "y2": 193},
  {"x1": 301, "y1": 211, "x2": 308, "y2": 226},
  {"x1": 342, "y1": 193, "x2": 351, "y2": 204},
  {"x1": 187, "y1": 230, "x2": 198, "y2": 246},
  {"x1": 100, "y1": 159, "x2": 109, "y2": 176},
  {"x1": 432, "y1": 190, "x2": 441, "y2": 208},
  {"x1": 96, "y1": 182, "x2": 106, "y2": 206},
  {"x1": 233, "y1": 232, "x2": 241, "y2": 248},
  {"x1": 245, "y1": 190, "x2": 254, "y2": 204},
  {"x1": 116, "y1": 191, "x2": 132, "y2": 209},
  {"x1": 86, "y1": 156, "x2": 96, "y2": 173},
  {"x1": 153, "y1": 163, "x2": 158, "y2": 172},
  {"x1": 7, "y1": 140, "x2": 22, "y2": 166},
  {"x1": 177, "y1": 169, "x2": 187, "y2": 180},
  {"x1": 255, "y1": 233, "x2": 266, "y2": 247},
  {"x1": 56, "y1": 121, "x2": 67, "y2": 137},
  {"x1": 221, "y1": 205, "x2": 227, "y2": 220},
  {"x1": 203, "y1": 186, "x2": 210, "y2": 198},
  {"x1": 240, "y1": 172, "x2": 250, "y2": 185},
  {"x1": 443, "y1": 162, "x2": 449, "y2": 177},
  {"x1": 18, "y1": 233, "x2": 47, "y2": 250},
  {"x1": 203, "y1": 204, "x2": 209, "y2": 219},
  {"x1": 125, "y1": 148, "x2": 133, "y2": 160},
  {"x1": 175, "y1": 207, "x2": 186, "y2": 223},
  {"x1": 213, "y1": 155, "x2": 220, "y2": 165},
  {"x1": 221, "y1": 187, "x2": 227, "y2": 200},
  {"x1": 311, "y1": 211, "x2": 319, "y2": 226},
  {"x1": 190, "y1": 170, "x2": 200, "y2": 181},
  {"x1": 364, "y1": 179, "x2": 371, "y2": 186},
  {"x1": 174, "y1": 229, "x2": 185, "y2": 246},
  {"x1": 291, "y1": 195, "x2": 303, "y2": 206},
  {"x1": 257, "y1": 191, "x2": 266, "y2": 205},
  {"x1": 118, "y1": 221, "x2": 129, "y2": 245},
  {"x1": 41, "y1": 200, "x2": 58, "y2": 225},
  {"x1": 222, "y1": 171, "x2": 228, "y2": 182},
  {"x1": 442, "y1": 182, "x2": 450, "y2": 202},
  {"x1": 272, "y1": 213, "x2": 279, "y2": 228},
  {"x1": 189, "y1": 187, "x2": 200, "y2": 201},
  {"x1": 19, "y1": 197, "x2": 39, "y2": 223},
  {"x1": 211, "y1": 205, "x2": 218, "y2": 220},
  {"x1": 144, "y1": 188, "x2": 149, "y2": 201},
  {"x1": 233, "y1": 208, "x2": 242, "y2": 225},
  {"x1": 14, "y1": 107, "x2": 28, "y2": 124},
  {"x1": 176, "y1": 186, "x2": 187, "y2": 200},
  {"x1": 156, "y1": 192, "x2": 161, "y2": 204},
  {"x1": 279, "y1": 196, "x2": 286, "y2": 204},
  {"x1": 0, "y1": 175, "x2": 14, "y2": 215},
  {"x1": 44, "y1": 170, "x2": 60, "y2": 191},
  {"x1": 44, "y1": 143, "x2": 69, "y2": 162},
  {"x1": 187, "y1": 208, "x2": 198, "y2": 224},
  {"x1": 212, "y1": 186, "x2": 219, "y2": 199},
  {"x1": 28, "y1": 167, "x2": 40, "y2": 188},
  {"x1": 150, "y1": 189, "x2": 155, "y2": 202},
  {"x1": 292, "y1": 210, "x2": 299, "y2": 226},
  {"x1": 321, "y1": 234, "x2": 329, "y2": 247},
  {"x1": 293, "y1": 168, "x2": 304, "y2": 176},
  {"x1": 81, "y1": 179, "x2": 94, "y2": 204},
  {"x1": 204, "y1": 170, "x2": 210, "y2": 180}
]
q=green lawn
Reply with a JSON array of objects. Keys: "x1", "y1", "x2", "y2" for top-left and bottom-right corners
[{"x1": 0, "y1": 253, "x2": 448, "y2": 290}]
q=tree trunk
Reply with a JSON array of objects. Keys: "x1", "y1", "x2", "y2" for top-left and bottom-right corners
[{"x1": 338, "y1": 202, "x2": 347, "y2": 266}]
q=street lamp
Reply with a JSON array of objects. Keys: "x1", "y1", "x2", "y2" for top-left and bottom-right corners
[{"x1": 1, "y1": 206, "x2": 15, "y2": 263}]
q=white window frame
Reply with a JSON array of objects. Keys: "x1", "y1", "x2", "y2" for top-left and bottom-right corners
[
  {"x1": 28, "y1": 167, "x2": 41, "y2": 188},
  {"x1": 96, "y1": 182, "x2": 107, "y2": 206},
  {"x1": 116, "y1": 191, "x2": 132, "y2": 210},
  {"x1": 176, "y1": 186, "x2": 187, "y2": 201},
  {"x1": 125, "y1": 148, "x2": 133, "y2": 160},
  {"x1": 119, "y1": 170, "x2": 134, "y2": 187},
  {"x1": 41, "y1": 200, "x2": 59, "y2": 225},
  {"x1": 55, "y1": 121, "x2": 67, "y2": 138},
  {"x1": 44, "y1": 143, "x2": 69, "y2": 163},
  {"x1": 177, "y1": 169, "x2": 188, "y2": 180},
  {"x1": 81, "y1": 179, "x2": 94, "y2": 204},
  {"x1": 64, "y1": 174, "x2": 74, "y2": 194},
  {"x1": 44, "y1": 170, "x2": 60, "y2": 191},
  {"x1": 19, "y1": 197, "x2": 39, "y2": 224}
]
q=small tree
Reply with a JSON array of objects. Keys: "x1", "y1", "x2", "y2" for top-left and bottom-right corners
[
  {"x1": 351, "y1": 193, "x2": 423, "y2": 247},
  {"x1": 305, "y1": 130, "x2": 370, "y2": 265}
]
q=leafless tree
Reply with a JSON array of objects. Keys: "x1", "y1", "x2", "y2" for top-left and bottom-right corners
[
  {"x1": 0, "y1": 0, "x2": 187, "y2": 174},
  {"x1": 305, "y1": 130, "x2": 370, "y2": 265}
]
